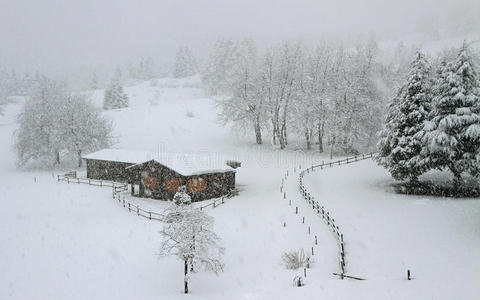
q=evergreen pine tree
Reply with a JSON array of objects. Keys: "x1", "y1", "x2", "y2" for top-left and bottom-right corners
[
  {"x1": 424, "y1": 42, "x2": 480, "y2": 186},
  {"x1": 173, "y1": 47, "x2": 197, "y2": 78},
  {"x1": 377, "y1": 51, "x2": 434, "y2": 182},
  {"x1": 103, "y1": 75, "x2": 129, "y2": 110}
]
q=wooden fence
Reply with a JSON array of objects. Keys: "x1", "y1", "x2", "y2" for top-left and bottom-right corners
[
  {"x1": 295, "y1": 152, "x2": 376, "y2": 279},
  {"x1": 57, "y1": 171, "x2": 230, "y2": 221}
]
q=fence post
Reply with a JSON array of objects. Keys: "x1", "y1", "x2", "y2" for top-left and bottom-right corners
[
  {"x1": 213, "y1": 199, "x2": 216, "y2": 208},
  {"x1": 302, "y1": 216, "x2": 305, "y2": 223},
  {"x1": 137, "y1": 206, "x2": 139, "y2": 216},
  {"x1": 315, "y1": 235, "x2": 318, "y2": 245},
  {"x1": 222, "y1": 197, "x2": 224, "y2": 204},
  {"x1": 407, "y1": 270, "x2": 411, "y2": 280},
  {"x1": 308, "y1": 226, "x2": 310, "y2": 234},
  {"x1": 296, "y1": 207, "x2": 298, "y2": 214},
  {"x1": 128, "y1": 202, "x2": 131, "y2": 212},
  {"x1": 149, "y1": 212, "x2": 152, "y2": 220}
]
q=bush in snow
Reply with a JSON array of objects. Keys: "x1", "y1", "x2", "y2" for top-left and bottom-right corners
[
  {"x1": 282, "y1": 249, "x2": 310, "y2": 270},
  {"x1": 293, "y1": 275, "x2": 305, "y2": 287},
  {"x1": 423, "y1": 42, "x2": 480, "y2": 187},
  {"x1": 103, "y1": 74, "x2": 129, "y2": 110},
  {"x1": 377, "y1": 51, "x2": 434, "y2": 182},
  {"x1": 173, "y1": 185, "x2": 192, "y2": 205},
  {"x1": 159, "y1": 203, "x2": 224, "y2": 294}
]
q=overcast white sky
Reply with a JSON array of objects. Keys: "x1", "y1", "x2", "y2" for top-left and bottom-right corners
[{"x1": 0, "y1": 0, "x2": 478, "y2": 73}]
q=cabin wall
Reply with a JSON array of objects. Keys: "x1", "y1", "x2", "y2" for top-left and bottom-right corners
[
  {"x1": 187, "y1": 171, "x2": 236, "y2": 202},
  {"x1": 85, "y1": 159, "x2": 134, "y2": 182}
]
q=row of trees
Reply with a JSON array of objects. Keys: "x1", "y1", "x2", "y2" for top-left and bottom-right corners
[
  {"x1": 14, "y1": 76, "x2": 114, "y2": 168},
  {"x1": 377, "y1": 43, "x2": 480, "y2": 187},
  {"x1": 207, "y1": 38, "x2": 396, "y2": 154}
]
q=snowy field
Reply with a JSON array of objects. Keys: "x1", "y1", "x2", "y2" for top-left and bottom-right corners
[{"x1": 1, "y1": 77, "x2": 479, "y2": 299}]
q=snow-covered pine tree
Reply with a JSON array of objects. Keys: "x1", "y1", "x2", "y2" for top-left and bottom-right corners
[
  {"x1": 159, "y1": 203, "x2": 224, "y2": 294},
  {"x1": 424, "y1": 43, "x2": 480, "y2": 186},
  {"x1": 377, "y1": 51, "x2": 433, "y2": 182},
  {"x1": 173, "y1": 185, "x2": 192, "y2": 205},
  {"x1": 90, "y1": 71, "x2": 99, "y2": 89},
  {"x1": 173, "y1": 47, "x2": 197, "y2": 78},
  {"x1": 103, "y1": 75, "x2": 129, "y2": 110},
  {"x1": 202, "y1": 38, "x2": 238, "y2": 95}
]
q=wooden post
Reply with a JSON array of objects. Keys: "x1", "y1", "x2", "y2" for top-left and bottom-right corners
[
  {"x1": 302, "y1": 216, "x2": 305, "y2": 223},
  {"x1": 296, "y1": 207, "x2": 298, "y2": 214},
  {"x1": 289, "y1": 199, "x2": 291, "y2": 206},
  {"x1": 284, "y1": 192, "x2": 286, "y2": 199},
  {"x1": 128, "y1": 202, "x2": 131, "y2": 212},
  {"x1": 149, "y1": 212, "x2": 151, "y2": 220},
  {"x1": 407, "y1": 270, "x2": 411, "y2": 280},
  {"x1": 184, "y1": 259, "x2": 189, "y2": 294},
  {"x1": 311, "y1": 247, "x2": 314, "y2": 256},
  {"x1": 222, "y1": 197, "x2": 225, "y2": 204},
  {"x1": 213, "y1": 199, "x2": 216, "y2": 208},
  {"x1": 137, "y1": 206, "x2": 139, "y2": 216},
  {"x1": 304, "y1": 268, "x2": 307, "y2": 277},
  {"x1": 315, "y1": 235, "x2": 318, "y2": 245}
]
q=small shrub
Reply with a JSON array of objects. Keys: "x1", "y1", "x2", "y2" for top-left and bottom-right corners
[
  {"x1": 293, "y1": 275, "x2": 305, "y2": 287},
  {"x1": 282, "y1": 249, "x2": 309, "y2": 270}
]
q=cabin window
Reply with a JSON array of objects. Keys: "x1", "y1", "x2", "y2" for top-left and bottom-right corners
[
  {"x1": 187, "y1": 177, "x2": 206, "y2": 193},
  {"x1": 143, "y1": 176, "x2": 159, "y2": 190},
  {"x1": 165, "y1": 178, "x2": 180, "y2": 192}
]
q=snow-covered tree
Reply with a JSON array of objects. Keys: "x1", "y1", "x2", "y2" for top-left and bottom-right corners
[
  {"x1": 377, "y1": 51, "x2": 434, "y2": 182},
  {"x1": 90, "y1": 71, "x2": 99, "y2": 89},
  {"x1": 216, "y1": 38, "x2": 266, "y2": 144},
  {"x1": 14, "y1": 76, "x2": 65, "y2": 166},
  {"x1": 103, "y1": 74, "x2": 129, "y2": 110},
  {"x1": 14, "y1": 76, "x2": 114, "y2": 167},
  {"x1": 58, "y1": 94, "x2": 113, "y2": 167},
  {"x1": 202, "y1": 38, "x2": 238, "y2": 95},
  {"x1": 173, "y1": 185, "x2": 192, "y2": 205},
  {"x1": 173, "y1": 47, "x2": 197, "y2": 78},
  {"x1": 423, "y1": 43, "x2": 480, "y2": 186},
  {"x1": 159, "y1": 203, "x2": 224, "y2": 294}
]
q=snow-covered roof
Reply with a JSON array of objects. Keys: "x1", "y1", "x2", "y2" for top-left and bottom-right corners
[{"x1": 82, "y1": 149, "x2": 236, "y2": 176}]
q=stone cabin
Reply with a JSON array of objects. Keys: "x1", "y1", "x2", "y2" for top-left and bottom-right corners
[{"x1": 82, "y1": 149, "x2": 238, "y2": 202}]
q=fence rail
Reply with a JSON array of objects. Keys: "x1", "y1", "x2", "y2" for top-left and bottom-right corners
[{"x1": 296, "y1": 152, "x2": 376, "y2": 279}]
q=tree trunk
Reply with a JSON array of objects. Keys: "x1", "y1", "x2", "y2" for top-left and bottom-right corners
[
  {"x1": 318, "y1": 121, "x2": 324, "y2": 153},
  {"x1": 54, "y1": 150, "x2": 60, "y2": 165},
  {"x1": 184, "y1": 259, "x2": 189, "y2": 294},
  {"x1": 77, "y1": 149, "x2": 82, "y2": 168},
  {"x1": 450, "y1": 166, "x2": 462, "y2": 190},
  {"x1": 254, "y1": 119, "x2": 262, "y2": 145},
  {"x1": 305, "y1": 129, "x2": 311, "y2": 150}
]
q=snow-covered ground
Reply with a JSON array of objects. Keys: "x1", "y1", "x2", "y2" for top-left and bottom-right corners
[{"x1": 1, "y1": 77, "x2": 479, "y2": 299}]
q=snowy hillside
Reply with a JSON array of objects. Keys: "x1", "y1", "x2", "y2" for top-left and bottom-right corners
[{"x1": 1, "y1": 77, "x2": 479, "y2": 299}]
